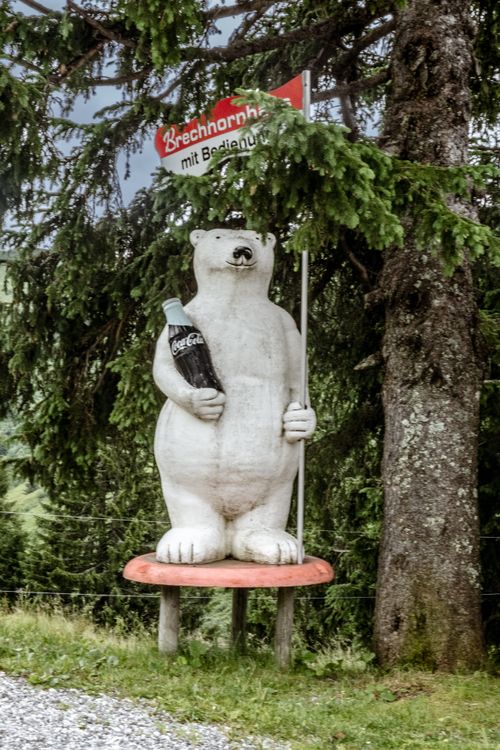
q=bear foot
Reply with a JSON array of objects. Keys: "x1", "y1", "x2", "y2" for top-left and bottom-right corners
[
  {"x1": 156, "y1": 528, "x2": 225, "y2": 564},
  {"x1": 232, "y1": 529, "x2": 299, "y2": 565}
]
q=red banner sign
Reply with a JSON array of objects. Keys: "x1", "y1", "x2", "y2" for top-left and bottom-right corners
[{"x1": 155, "y1": 75, "x2": 303, "y2": 176}]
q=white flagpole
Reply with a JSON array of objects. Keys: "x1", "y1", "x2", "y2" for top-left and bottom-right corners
[{"x1": 297, "y1": 70, "x2": 311, "y2": 565}]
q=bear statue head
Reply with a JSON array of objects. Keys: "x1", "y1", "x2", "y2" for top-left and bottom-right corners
[{"x1": 190, "y1": 228, "x2": 276, "y2": 297}]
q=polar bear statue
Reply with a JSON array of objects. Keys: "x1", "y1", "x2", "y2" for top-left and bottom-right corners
[{"x1": 153, "y1": 228, "x2": 316, "y2": 565}]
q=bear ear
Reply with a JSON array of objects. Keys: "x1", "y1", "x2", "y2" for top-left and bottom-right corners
[
  {"x1": 266, "y1": 233, "x2": 277, "y2": 249},
  {"x1": 190, "y1": 229, "x2": 206, "y2": 247}
]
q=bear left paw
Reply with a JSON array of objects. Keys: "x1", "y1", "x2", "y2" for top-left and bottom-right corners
[
  {"x1": 232, "y1": 529, "x2": 299, "y2": 565},
  {"x1": 283, "y1": 402, "x2": 316, "y2": 443}
]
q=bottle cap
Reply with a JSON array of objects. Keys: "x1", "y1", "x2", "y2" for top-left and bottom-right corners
[
  {"x1": 162, "y1": 298, "x2": 181, "y2": 315},
  {"x1": 161, "y1": 297, "x2": 192, "y2": 326}
]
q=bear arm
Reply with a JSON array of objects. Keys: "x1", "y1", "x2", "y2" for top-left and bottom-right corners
[{"x1": 152, "y1": 326, "x2": 196, "y2": 410}]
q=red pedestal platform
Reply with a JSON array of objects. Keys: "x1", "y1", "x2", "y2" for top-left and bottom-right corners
[
  {"x1": 123, "y1": 554, "x2": 334, "y2": 667},
  {"x1": 124, "y1": 554, "x2": 333, "y2": 588}
]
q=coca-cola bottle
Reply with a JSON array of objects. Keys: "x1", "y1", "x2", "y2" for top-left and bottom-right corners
[{"x1": 162, "y1": 297, "x2": 224, "y2": 392}]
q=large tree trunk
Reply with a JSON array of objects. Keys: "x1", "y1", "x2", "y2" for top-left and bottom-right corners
[{"x1": 374, "y1": 0, "x2": 485, "y2": 669}]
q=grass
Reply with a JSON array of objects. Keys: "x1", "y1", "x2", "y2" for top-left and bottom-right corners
[{"x1": 0, "y1": 605, "x2": 499, "y2": 749}]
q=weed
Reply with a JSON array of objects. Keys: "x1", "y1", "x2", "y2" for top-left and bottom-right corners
[{"x1": 297, "y1": 639, "x2": 376, "y2": 678}]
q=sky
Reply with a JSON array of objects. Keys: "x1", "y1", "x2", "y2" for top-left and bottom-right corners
[{"x1": 12, "y1": 0, "x2": 235, "y2": 204}]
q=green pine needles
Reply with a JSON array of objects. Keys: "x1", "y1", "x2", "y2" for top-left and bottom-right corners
[{"x1": 162, "y1": 90, "x2": 499, "y2": 273}]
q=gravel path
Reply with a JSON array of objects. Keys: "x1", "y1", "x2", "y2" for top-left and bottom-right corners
[{"x1": 0, "y1": 671, "x2": 289, "y2": 750}]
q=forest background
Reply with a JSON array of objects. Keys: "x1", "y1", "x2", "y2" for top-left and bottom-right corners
[{"x1": 0, "y1": 0, "x2": 499, "y2": 672}]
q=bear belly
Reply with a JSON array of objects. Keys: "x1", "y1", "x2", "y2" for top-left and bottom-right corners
[
  {"x1": 154, "y1": 381, "x2": 298, "y2": 519},
  {"x1": 214, "y1": 378, "x2": 298, "y2": 516}
]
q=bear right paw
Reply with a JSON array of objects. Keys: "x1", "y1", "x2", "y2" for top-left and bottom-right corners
[
  {"x1": 156, "y1": 528, "x2": 225, "y2": 564},
  {"x1": 190, "y1": 388, "x2": 226, "y2": 421},
  {"x1": 232, "y1": 529, "x2": 299, "y2": 565}
]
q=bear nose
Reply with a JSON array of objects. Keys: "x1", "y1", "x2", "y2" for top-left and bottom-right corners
[{"x1": 232, "y1": 246, "x2": 253, "y2": 261}]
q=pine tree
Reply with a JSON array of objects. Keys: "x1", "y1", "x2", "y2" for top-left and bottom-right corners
[
  {"x1": 0, "y1": 453, "x2": 27, "y2": 598},
  {"x1": 0, "y1": 0, "x2": 498, "y2": 665}
]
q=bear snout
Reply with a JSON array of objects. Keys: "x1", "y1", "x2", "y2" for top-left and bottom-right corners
[{"x1": 232, "y1": 246, "x2": 253, "y2": 261}]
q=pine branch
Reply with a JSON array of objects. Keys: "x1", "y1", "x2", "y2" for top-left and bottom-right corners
[
  {"x1": 181, "y1": 3, "x2": 394, "y2": 65},
  {"x1": 1, "y1": 53, "x2": 46, "y2": 76},
  {"x1": 204, "y1": 0, "x2": 281, "y2": 21},
  {"x1": 66, "y1": 0, "x2": 135, "y2": 49},
  {"x1": 332, "y1": 18, "x2": 396, "y2": 75},
  {"x1": 347, "y1": 249, "x2": 371, "y2": 287},
  {"x1": 339, "y1": 90, "x2": 361, "y2": 141},
  {"x1": 228, "y1": 3, "x2": 270, "y2": 46},
  {"x1": 472, "y1": 145, "x2": 500, "y2": 155},
  {"x1": 312, "y1": 69, "x2": 390, "y2": 102},
  {"x1": 354, "y1": 352, "x2": 383, "y2": 370},
  {"x1": 181, "y1": 11, "x2": 379, "y2": 63},
  {"x1": 310, "y1": 253, "x2": 343, "y2": 303},
  {"x1": 153, "y1": 65, "x2": 190, "y2": 101},
  {"x1": 17, "y1": 0, "x2": 58, "y2": 16},
  {"x1": 84, "y1": 67, "x2": 153, "y2": 87},
  {"x1": 48, "y1": 40, "x2": 106, "y2": 84}
]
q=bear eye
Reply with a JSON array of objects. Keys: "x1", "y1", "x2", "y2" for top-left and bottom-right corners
[{"x1": 215, "y1": 235, "x2": 221, "y2": 239}]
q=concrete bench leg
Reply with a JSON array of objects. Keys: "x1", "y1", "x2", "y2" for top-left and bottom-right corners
[
  {"x1": 275, "y1": 587, "x2": 294, "y2": 668},
  {"x1": 158, "y1": 585, "x2": 180, "y2": 654},
  {"x1": 232, "y1": 588, "x2": 248, "y2": 654}
]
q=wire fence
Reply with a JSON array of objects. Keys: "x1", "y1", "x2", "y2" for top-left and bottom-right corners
[
  {"x1": 1, "y1": 509, "x2": 499, "y2": 600},
  {"x1": 0, "y1": 589, "x2": 370, "y2": 601},
  {"x1": 0, "y1": 589, "x2": 499, "y2": 600},
  {"x1": 1, "y1": 509, "x2": 500, "y2": 539},
  {"x1": 0, "y1": 509, "x2": 165, "y2": 524}
]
